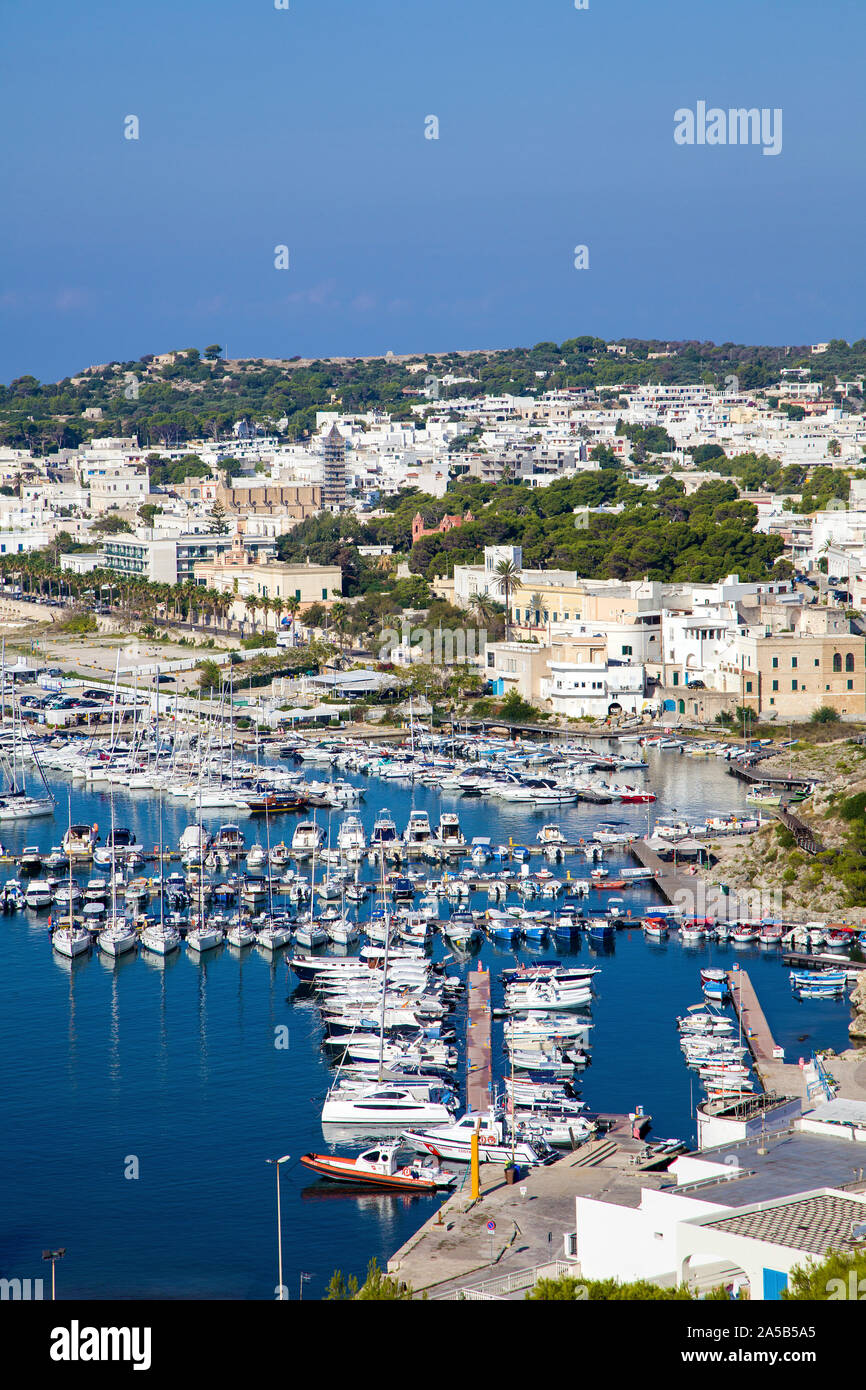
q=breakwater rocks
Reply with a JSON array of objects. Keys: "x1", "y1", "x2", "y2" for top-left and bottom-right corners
[{"x1": 850, "y1": 972, "x2": 866, "y2": 1040}]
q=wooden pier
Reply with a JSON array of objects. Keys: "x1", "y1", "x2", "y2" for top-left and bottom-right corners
[
  {"x1": 466, "y1": 968, "x2": 492, "y2": 1114},
  {"x1": 726, "y1": 968, "x2": 808, "y2": 1099},
  {"x1": 628, "y1": 839, "x2": 737, "y2": 921}
]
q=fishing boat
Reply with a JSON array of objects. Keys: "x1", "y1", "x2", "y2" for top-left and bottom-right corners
[{"x1": 299, "y1": 1143, "x2": 455, "y2": 1191}]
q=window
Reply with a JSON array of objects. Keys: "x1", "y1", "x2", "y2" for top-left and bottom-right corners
[
  {"x1": 814, "y1": 658, "x2": 820, "y2": 667},
  {"x1": 791, "y1": 657, "x2": 798, "y2": 668},
  {"x1": 846, "y1": 653, "x2": 855, "y2": 672},
  {"x1": 321, "y1": 588, "x2": 327, "y2": 600},
  {"x1": 622, "y1": 645, "x2": 633, "y2": 656},
  {"x1": 833, "y1": 653, "x2": 842, "y2": 673},
  {"x1": 772, "y1": 680, "x2": 778, "y2": 691},
  {"x1": 770, "y1": 697, "x2": 775, "y2": 705},
  {"x1": 848, "y1": 680, "x2": 854, "y2": 690},
  {"x1": 792, "y1": 679, "x2": 798, "y2": 690},
  {"x1": 295, "y1": 589, "x2": 301, "y2": 600},
  {"x1": 673, "y1": 671, "x2": 679, "y2": 686},
  {"x1": 746, "y1": 680, "x2": 753, "y2": 693},
  {"x1": 772, "y1": 656, "x2": 778, "y2": 668}
]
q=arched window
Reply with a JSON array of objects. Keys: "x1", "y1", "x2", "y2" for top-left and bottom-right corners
[
  {"x1": 833, "y1": 653, "x2": 842, "y2": 672},
  {"x1": 846, "y1": 653, "x2": 855, "y2": 672}
]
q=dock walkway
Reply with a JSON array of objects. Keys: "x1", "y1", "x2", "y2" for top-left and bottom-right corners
[
  {"x1": 726, "y1": 968, "x2": 807, "y2": 1099},
  {"x1": 466, "y1": 968, "x2": 492, "y2": 1114}
]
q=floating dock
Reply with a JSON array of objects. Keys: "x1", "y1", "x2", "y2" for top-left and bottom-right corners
[
  {"x1": 726, "y1": 968, "x2": 808, "y2": 1099},
  {"x1": 466, "y1": 968, "x2": 492, "y2": 1114}
]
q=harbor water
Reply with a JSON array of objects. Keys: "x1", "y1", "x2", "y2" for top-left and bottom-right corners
[{"x1": 0, "y1": 748, "x2": 853, "y2": 1299}]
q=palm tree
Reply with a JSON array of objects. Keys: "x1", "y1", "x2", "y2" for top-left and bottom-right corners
[
  {"x1": 243, "y1": 594, "x2": 258, "y2": 634},
  {"x1": 530, "y1": 592, "x2": 544, "y2": 635},
  {"x1": 493, "y1": 558, "x2": 522, "y2": 642}
]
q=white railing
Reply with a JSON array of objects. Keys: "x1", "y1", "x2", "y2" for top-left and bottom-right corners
[{"x1": 439, "y1": 1259, "x2": 577, "y2": 1300}]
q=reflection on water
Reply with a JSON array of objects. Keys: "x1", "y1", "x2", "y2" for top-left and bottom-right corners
[{"x1": 1, "y1": 749, "x2": 854, "y2": 1299}]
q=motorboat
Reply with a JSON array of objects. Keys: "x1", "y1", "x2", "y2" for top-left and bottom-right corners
[
  {"x1": 436, "y1": 812, "x2": 465, "y2": 851},
  {"x1": 403, "y1": 810, "x2": 433, "y2": 847},
  {"x1": 25, "y1": 879, "x2": 53, "y2": 910},
  {"x1": 300, "y1": 1143, "x2": 455, "y2": 1191},
  {"x1": 337, "y1": 815, "x2": 366, "y2": 859},
  {"x1": 62, "y1": 823, "x2": 98, "y2": 857},
  {"x1": 19, "y1": 846, "x2": 42, "y2": 874},
  {"x1": 321, "y1": 1084, "x2": 456, "y2": 1127},
  {"x1": 403, "y1": 1110, "x2": 555, "y2": 1166},
  {"x1": 291, "y1": 821, "x2": 326, "y2": 857},
  {"x1": 256, "y1": 921, "x2": 294, "y2": 951},
  {"x1": 369, "y1": 808, "x2": 399, "y2": 850}
]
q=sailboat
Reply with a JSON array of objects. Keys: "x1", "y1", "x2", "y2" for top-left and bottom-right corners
[
  {"x1": 52, "y1": 787, "x2": 90, "y2": 958},
  {"x1": 0, "y1": 652, "x2": 55, "y2": 821},
  {"x1": 140, "y1": 794, "x2": 181, "y2": 956},
  {"x1": 97, "y1": 787, "x2": 137, "y2": 956},
  {"x1": 321, "y1": 847, "x2": 456, "y2": 1130}
]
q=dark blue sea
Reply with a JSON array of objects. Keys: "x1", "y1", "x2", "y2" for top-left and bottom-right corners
[{"x1": 0, "y1": 748, "x2": 853, "y2": 1299}]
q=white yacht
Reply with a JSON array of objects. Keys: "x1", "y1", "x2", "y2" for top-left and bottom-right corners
[
  {"x1": 403, "y1": 810, "x2": 433, "y2": 847},
  {"x1": 256, "y1": 921, "x2": 294, "y2": 951},
  {"x1": 402, "y1": 1110, "x2": 554, "y2": 1166},
  {"x1": 225, "y1": 922, "x2": 257, "y2": 949},
  {"x1": 337, "y1": 815, "x2": 366, "y2": 859},
  {"x1": 140, "y1": 922, "x2": 181, "y2": 955},
  {"x1": 186, "y1": 923, "x2": 224, "y2": 953},
  {"x1": 291, "y1": 821, "x2": 326, "y2": 857},
  {"x1": 52, "y1": 924, "x2": 91, "y2": 958},
  {"x1": 98, "y1": 919, "x2": 138, "y2": 956},
  {"x1": 25, "y1": 880, "x2": 53, "y2": 910},
  {"x1": 62, "y1": 823, "x2": 98, "y2": 857},
  {"x1": 436, "y1": 811, "x2": 465, "y2": 850},
  {"x1": 369, "y1": 808, "x2": 398, "y2": 850},
  {"x1": 322, "y1": 1084, "x2": 456, "y2": 1128}
]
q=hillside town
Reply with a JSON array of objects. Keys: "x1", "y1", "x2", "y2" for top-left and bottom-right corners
[{"x1": 2, "y1": 347, "x2": 866, "y2": 727}]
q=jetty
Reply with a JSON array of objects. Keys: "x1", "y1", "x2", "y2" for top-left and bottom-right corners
[
  {"x1": 466, "y1": 968, "x2": 492, "y2": 1114},
  {"x1": 726, "y1": 968, "x2": 808, "y2": 1099}
]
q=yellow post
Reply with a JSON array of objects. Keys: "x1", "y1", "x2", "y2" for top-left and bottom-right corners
[{"x1": 471, "y1": 1128, "x2": 480, "y2": 1200}]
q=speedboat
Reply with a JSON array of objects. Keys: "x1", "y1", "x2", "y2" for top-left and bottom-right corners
[
  {"x1": 300, "y1": 1142, "x2": 455, "y2": 1191},
  {"x1": 403, "y1": 1110, "x2": 555, "y2": 1166}
]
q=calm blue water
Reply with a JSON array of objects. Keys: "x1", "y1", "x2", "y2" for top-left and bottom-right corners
[{"x1": 0, "y1": 748, "x2": 853, "y2": 1299}]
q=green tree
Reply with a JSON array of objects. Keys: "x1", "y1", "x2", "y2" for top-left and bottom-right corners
[
  {"x1": 326, "y1": 1258, "x2": 416, "y2": 1300},
  {"x1": 782, "y1": 1248, "x2": 866, "y2": 1300},
  {"x1": 811, "y1": 705, "x2": 840, "y2": 724},
  {"x1": 493, "y1": 558, "x2": 521, "y2": 641},
  {"x1": 196, "y1": 659, "x2": 221, "y2": 695}
]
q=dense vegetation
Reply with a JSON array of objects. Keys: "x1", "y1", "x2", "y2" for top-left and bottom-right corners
[
  {"x1": 2, "y1": 336, "x2": 864, "y2": 453},
  {"x1": 277, "y1": 474, "x2": 785, "y2": 587}
]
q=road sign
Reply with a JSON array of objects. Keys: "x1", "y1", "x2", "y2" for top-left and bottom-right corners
[{"x1": 486, "y1": 1219, "x2": 496, "y2": 1233}]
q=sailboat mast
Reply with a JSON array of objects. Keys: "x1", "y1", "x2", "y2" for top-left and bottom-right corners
[{"x1": 377, "y1": 845, "x2": 391, "y2": 1083}]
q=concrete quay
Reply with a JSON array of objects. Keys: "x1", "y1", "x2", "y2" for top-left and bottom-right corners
[{"x1": 387, "y1": 1145, "x2": 667, "y2": 1298}]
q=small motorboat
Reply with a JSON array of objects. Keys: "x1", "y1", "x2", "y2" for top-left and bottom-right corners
[{"x1": 300, "y1": 1142, "x2": 456, "y2": 1192}]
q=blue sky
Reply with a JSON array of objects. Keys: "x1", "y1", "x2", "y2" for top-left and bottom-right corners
[{"x1": 1, "y1": 0, "x2": 863, "y2": 382}]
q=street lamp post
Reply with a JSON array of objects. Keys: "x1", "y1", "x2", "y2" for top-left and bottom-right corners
[
  {"x1": 265, "y1": 1155, "x2": 291, "y2": 1299},
  {"x1": 42, "y1": 1248, "x2": 66, "y2": 1301}
]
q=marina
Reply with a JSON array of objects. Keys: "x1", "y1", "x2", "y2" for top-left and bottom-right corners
[{"x1": 1, "y1": 726, "x2": 860, "y2": 1299}]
